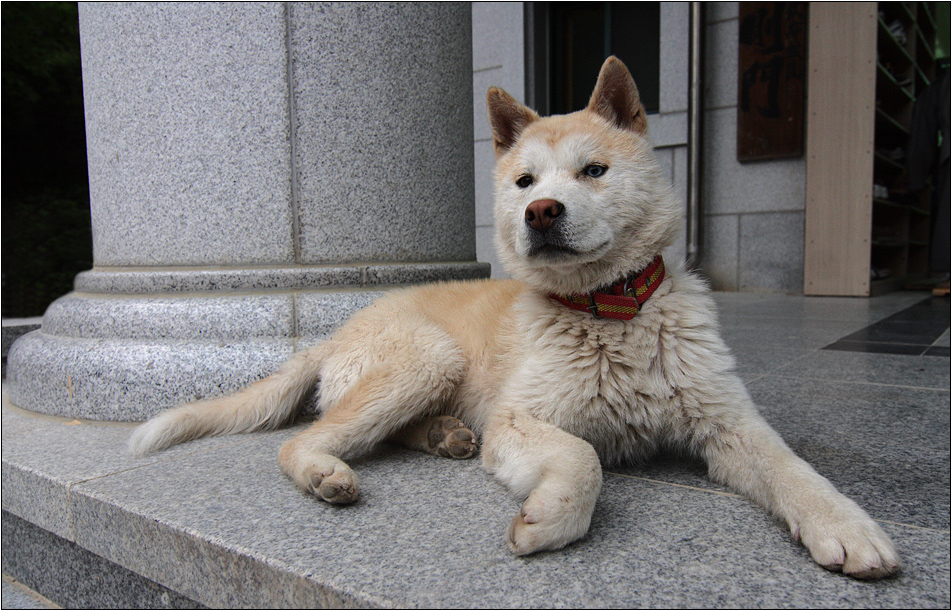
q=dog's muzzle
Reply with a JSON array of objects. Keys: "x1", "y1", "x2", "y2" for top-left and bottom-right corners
[{"x1": 524, "y1": 199, "x2": 578, "y2": 258}]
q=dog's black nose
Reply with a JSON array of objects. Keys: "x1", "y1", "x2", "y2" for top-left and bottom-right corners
[{"x1": 525, "y1": 199, "x2": 564, "y2": 232}]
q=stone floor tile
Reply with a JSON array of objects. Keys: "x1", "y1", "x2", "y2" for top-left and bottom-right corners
[
  {"x1": 747, "y1": 376, "x2": 950, "y2": 530},
  {"x1": 773, "y1": 349, "x2": 951, "y2": 389},
  {"x1": 712, "y1": 291, "x2": 930, "y2": 324}
]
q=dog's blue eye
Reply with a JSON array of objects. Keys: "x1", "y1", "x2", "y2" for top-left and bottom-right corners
[
  {"x1": 516, "y1": 174, "x2": 533, "y2": 188},
  {"x1": 584, "y1": 164, "x2": 607, "y2": 178}
]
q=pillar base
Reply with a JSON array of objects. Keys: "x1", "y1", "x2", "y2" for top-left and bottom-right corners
[{"x1": 6, "y1": 262, "x2": 490, "y2": 421}]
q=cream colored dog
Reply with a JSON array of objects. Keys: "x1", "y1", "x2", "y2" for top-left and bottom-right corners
[{"x1": 130, "y1": 57, "x2": 899, "y2": 579}]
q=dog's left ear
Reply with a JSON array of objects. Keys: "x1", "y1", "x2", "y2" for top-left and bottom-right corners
[{"x1": 587, "y1": 56, "x2": 648, "y2": 135}]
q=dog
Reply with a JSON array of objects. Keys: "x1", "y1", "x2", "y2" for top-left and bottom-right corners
[{"x1": 130, "y1": 56, "x2": 899, "y2": 579}]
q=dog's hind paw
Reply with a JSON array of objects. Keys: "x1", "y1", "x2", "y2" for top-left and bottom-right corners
[
  {"x1": 426, "y1": 415, "x2": 478, "y2": 459},
  {"x1": 301, "y1": 460, "x2": 360, "y2": 505},
  {"x1": 794, "y1": 508, "x2": 900, "y2": 579}
]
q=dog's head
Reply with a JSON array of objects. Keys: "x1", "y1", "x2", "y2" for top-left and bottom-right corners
[{"x1": 487, "y1": 56, "x2": 680, "y2": 295}]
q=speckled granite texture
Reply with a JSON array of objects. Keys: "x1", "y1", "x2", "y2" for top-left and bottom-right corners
[
  {"x1": 78, "y1": 2, "x2": 475, "y2": 268},
  {"x1": 78, "y1": 2, "x2": 296, "y2": 268},
  {"x1": 5, "y1": 333, "x2": 295, "y2": 421},
  {"x1": 72, "y1": 263, "x2": 490, "y2": 295},
  {"x1": 2, "y1": 513, "x2": 205, "y2": 610},
  {"x1": 289, "y1": 2, "x2": 476, "y2": 264},
  {"x1": 2, "y1": 292, "x2": 948, "y2": 609}
]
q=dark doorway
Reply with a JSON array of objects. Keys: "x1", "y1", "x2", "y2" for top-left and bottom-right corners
[
  {"x1": 2, "y1": 2, "x2": 92, "y2": 317},
  {"x1": 530, "y1": 2, "x2": 660, "y2": 116}
]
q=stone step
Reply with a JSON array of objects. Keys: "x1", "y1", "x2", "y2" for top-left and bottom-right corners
[{"x1": 2, "y1": 396, "x2": 948, "y2": 608}]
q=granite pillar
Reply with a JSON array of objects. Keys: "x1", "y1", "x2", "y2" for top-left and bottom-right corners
[{"x1": 6, "y1": 2, "x2": 487, "y2": 421}]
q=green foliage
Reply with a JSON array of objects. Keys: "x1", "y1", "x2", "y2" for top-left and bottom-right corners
[{"x1": 2, "y1": 2, "x2": 92, "y2": 317}]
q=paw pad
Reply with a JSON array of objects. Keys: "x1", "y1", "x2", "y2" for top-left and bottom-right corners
[{"x1": 427, "y1": 416, "x2": 478, "y2": 459}]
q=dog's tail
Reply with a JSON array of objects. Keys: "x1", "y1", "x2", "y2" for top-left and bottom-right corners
[{"x1": 128, "y1": 345, "x2": 328, "y2": 457}]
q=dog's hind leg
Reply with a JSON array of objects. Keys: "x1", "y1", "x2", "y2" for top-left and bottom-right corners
[
  {"x1": 481, "y1": 408, "x2": 603, "y2": 555},
  {"x1": 279, "y1": 324, "x2": 467, "y2": 503},
  {"x1": 694, "y1": 394, "x2": 900, "y2": 579},
  {"x1": 390, "y1": 415, "x2": 478, "y2": 459}
]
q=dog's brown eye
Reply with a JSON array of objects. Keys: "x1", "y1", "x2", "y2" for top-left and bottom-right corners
[
  {"x1": 516, "y1": 174, "x2": 534, "y2": 188},
  {"x1": 584, "y1": 164, "x2": 607, "y2": 178}
]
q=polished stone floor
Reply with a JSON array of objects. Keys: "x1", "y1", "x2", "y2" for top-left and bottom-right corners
[{"x1": 2, "y1": 290, "x2": 949, "y2": 608}]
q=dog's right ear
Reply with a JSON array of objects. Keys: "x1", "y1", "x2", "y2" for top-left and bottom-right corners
[{"x1": 487, "y1": 87, "x2": 539, "y2": 157}]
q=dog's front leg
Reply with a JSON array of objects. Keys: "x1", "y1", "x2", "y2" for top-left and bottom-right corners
[
  {"x1": 699, "y1": 405, "x2": 900, "y2": 579},
  {"x1": 481, "y1": 407, "x2": 602, "y2": 555}
]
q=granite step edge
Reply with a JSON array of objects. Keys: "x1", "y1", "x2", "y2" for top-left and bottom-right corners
[{"x1": 0, "y1": 433, "x2": 388, "y2": 609}]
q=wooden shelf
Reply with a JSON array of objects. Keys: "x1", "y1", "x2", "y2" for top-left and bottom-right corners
[
  {"x1": 870, "y1": 1, "x2": 937, "y2": 294},
  {"x1": 805, "y1": 2, "x2": 937, "y2": 296},
  {"x1": 876, "y1": 65, "x2": 916, "y2": 106}
]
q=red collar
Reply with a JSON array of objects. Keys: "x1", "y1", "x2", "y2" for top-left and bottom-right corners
[{"x1": 549, "y1": 255, "x2": 665, "y2": 320}]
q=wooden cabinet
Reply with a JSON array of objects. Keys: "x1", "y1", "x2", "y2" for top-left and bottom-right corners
[{"x1": 805, "y1": 2, "x2": 938, "y2": 296}]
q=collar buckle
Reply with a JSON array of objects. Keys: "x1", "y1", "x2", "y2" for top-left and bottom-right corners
[
  {"x1": 621, "y1": 279, "x2": 636, "y2": 299},
  {"x1": 586, "y1": 293, "x2": 600, "y2": 317}
]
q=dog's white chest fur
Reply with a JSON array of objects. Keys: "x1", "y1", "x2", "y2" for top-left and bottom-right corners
[{"x1": 507, "y1": 279, "x2": 702, "y2": 465}]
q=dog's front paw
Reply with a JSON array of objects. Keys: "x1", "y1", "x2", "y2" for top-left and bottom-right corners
[
  {"x1": 794, "y1": 506, "x2": 899, "y2": 579},
  {"x1": 506, "y1": 491, "x2": 593, "y2": 555}
]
